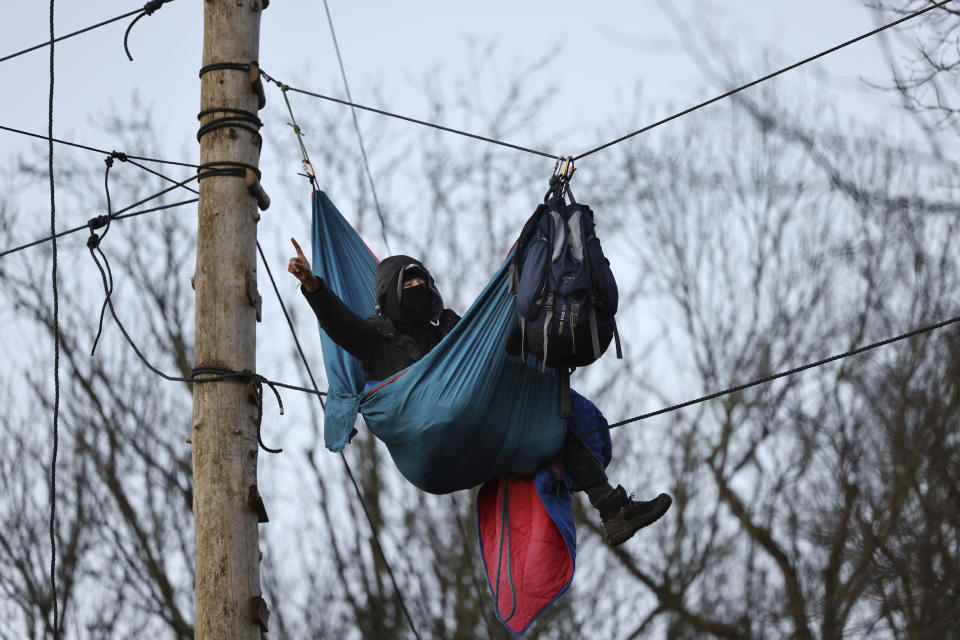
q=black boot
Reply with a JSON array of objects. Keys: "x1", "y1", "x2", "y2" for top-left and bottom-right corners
[{"x1": 595, "y1": 486, "x2": 672, "y2": 546}]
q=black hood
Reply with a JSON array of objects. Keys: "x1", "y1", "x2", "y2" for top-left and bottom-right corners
[{"x1": 374, "y1": 255, "x2": 444, "y2": 327}]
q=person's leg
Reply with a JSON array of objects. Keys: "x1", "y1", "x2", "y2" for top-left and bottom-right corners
[
  {"x1": 563, "y1": 430, "x2": 672, "y2": 546},
  {"x1": 562, "y1": 431, "x2": 617, "y2": 509}
]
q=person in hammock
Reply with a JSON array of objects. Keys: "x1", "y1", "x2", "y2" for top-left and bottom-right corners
[{"x1": 289, "y1": 237, "x2": 671, "y2": 545}]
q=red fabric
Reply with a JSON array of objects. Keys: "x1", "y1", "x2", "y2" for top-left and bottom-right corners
[{"x1": 477, "y1": 476, "x2": 574, "y2": 635}]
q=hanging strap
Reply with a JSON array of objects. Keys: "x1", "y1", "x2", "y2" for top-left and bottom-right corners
[
  {"x1": 493, "y1": 478, "x2": 517, "y2": 624},
  {"x1": 612, "y1": 316, "x2": 623, "y2": 359},
  {"x1": 589, "y1": 305, "x2": 601, "y2": 360},
  {"x1": 279, "y1": 83, "x2": 318, "y2": 189}
]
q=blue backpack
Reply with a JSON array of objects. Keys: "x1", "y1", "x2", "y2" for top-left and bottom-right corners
[{"x1": 510, "y1": 191, "x2": 622, "y2": 370}]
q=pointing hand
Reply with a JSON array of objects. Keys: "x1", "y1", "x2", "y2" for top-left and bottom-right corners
[{"x1": 288, "y1": 237, "x2": 319, "y2": 292}]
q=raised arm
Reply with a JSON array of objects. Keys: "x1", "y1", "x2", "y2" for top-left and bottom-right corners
[{"x1": 289, "y1": 237, "x2": 378, "y2": 362}]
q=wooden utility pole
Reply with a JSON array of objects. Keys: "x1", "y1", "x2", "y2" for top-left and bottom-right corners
[{"x1": 193, "y1": 1, "x2": 267, "y2": 638}]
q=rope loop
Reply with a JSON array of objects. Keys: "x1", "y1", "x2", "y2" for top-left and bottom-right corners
[
  {"x1": 124, "y1": 0, "x2": 174, "y2": 61},
  {"x1": 190, "y1": 366, "x2": 284, "y2": 453},
  {"x1": 196, "y1": 107, "x2": 263, "y2": 144},
  {"x1": 198, "y1": 61, "x2": 251, "y2": 78},
  {"x1": 196, "y1": 160, "x2": 261, "y2": 181}
]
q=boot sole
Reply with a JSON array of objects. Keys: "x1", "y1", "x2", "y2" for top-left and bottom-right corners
[{"x1": 605, "y1": 494, "x2": 672, "y2": 546}]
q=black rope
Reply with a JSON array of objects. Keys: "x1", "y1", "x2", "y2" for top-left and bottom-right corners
[
  {"x1": 190, "y1": 367, "x2": 283, "y2": 453},
  {"x1": 82, "y1": 233, "x2": 324, "y2": 453},
  {"x1": 79, "y1": 231, "x2": 323, "y2": 400},
  {"x1": 451, "y1": 500, "x2": 498, "y2": 638},
  {"x1": 196, "y1": 108, "x2": 263, "y2": 143},
  {"x1": 0, "y1": 197, "x2": 198, "y2": 259},
  {"x1": 260, "y1": 70, "x2": 558, "y2": 160},
  {"x1": 588, "y1": 314, "x2": 960, "y2": 436},
  {"x1": 102, "y1": 150, "x2": 200, "y2": 197},
  {"x1": 255, "y1": 243, "x2": 422, "y2": 639},
  {"x1": 125, "y1": 157, "x2": 198, "y2": 190},
  {"x1": 261, "y1": 0, "x2": 952, "y2": 164},
  {"x1": 59, "y1": 159, "x2": 326, "y2": 415},
  {"x1": 197, "y1": 107, "x2": 262, "y2": 120},
  {"x1": 0, "y1": 175, "x2": 199, "y2": 259},
  {"x1": 256, "y1": 243, "x2": 323, "y2": 397},
  {"x1": 196, "y1": 161, "x2": 261, "y2": 181},
  {"x1": 0, "y1": 123, "x2": 199, "y2": 168},
  {"x1": 46, "y1": 1, "x2": 60, "y2": 636},
  {"x1": 320, "y1": 0, "x2": 391, "y2": 253},
  {"x1": 0, "y1": 6, "x2": 141, "y2": 64},
  {"x1": 198, "y1": 61, "x2": 252, "y2": 77},
  {"x1": 573, "y1": 0, "x2": 956, "y2": 160},
  {"x1": 88, "y1": 154, "x2": 122, "y2": 356},
  {"x1": 123, "y1": 0, "x2": 174, "y2": 61},
  {"x1": 87, "y1": 239, "x2": 114, "y2": 358},
  {"x1": 196, "y1": 118, "x2": 262, "y2": 144},
  {"x1": 339, "y1": 455, "x2": 422, "y2": 640}
]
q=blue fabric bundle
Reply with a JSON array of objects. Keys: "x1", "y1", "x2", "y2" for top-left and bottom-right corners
[{"x1": 310, "y1": 191, "x2": 568, "y2": 494}]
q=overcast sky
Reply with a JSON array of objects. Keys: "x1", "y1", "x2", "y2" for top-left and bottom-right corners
[{"x1": 1, "y1": 1, "x2": 915, "y2": 176}]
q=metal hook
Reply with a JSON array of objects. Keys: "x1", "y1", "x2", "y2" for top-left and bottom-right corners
[{"x1": 545, "y1": 156, "x2": 575, "y2": 202}]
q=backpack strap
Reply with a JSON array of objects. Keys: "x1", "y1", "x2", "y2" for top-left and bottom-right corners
[
  {"x1": 570, "y1": 300, "x2": 581, "y2": 356},
  {"x1": 589, "y1": 304, "x2": 601, "y2": 360},
  {"x1": 510, "y1": 203, "x2": 549, "y2": 277},
  {"x1": 542, "y1": 293, "x2": 554, "y2": 373}
]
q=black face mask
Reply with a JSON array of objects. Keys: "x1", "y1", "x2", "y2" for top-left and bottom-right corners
[{"x1": 400, "y1": 283, "x2": 438, "y2": 322}]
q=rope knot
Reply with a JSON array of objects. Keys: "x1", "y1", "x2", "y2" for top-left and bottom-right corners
[
  {"x1": 142, "y1": 0, "x2": 166, "y2": 15},
  {"x1": 88, "y1": 214, "x2": 110, "y2": 231},
  {"x1": 110, "y1": 150, "x2": 129, "y2": 162},
  {"x1": 86, "y1": 215, "x2": 111, "y2": 250}
]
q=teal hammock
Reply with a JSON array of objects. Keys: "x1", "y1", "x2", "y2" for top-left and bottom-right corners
[{"x1": 310, "y1": 190, "x2": 567, "y2": 494}]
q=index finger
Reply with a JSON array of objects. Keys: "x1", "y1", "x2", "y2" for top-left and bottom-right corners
[{"x1": 290, "y1": 237, "x2": 307, "y2": 260}]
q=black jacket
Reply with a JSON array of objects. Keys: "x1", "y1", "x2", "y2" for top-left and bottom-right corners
[{"x1": 302, "y1": 255, "x2": 460, "y2": 381}]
